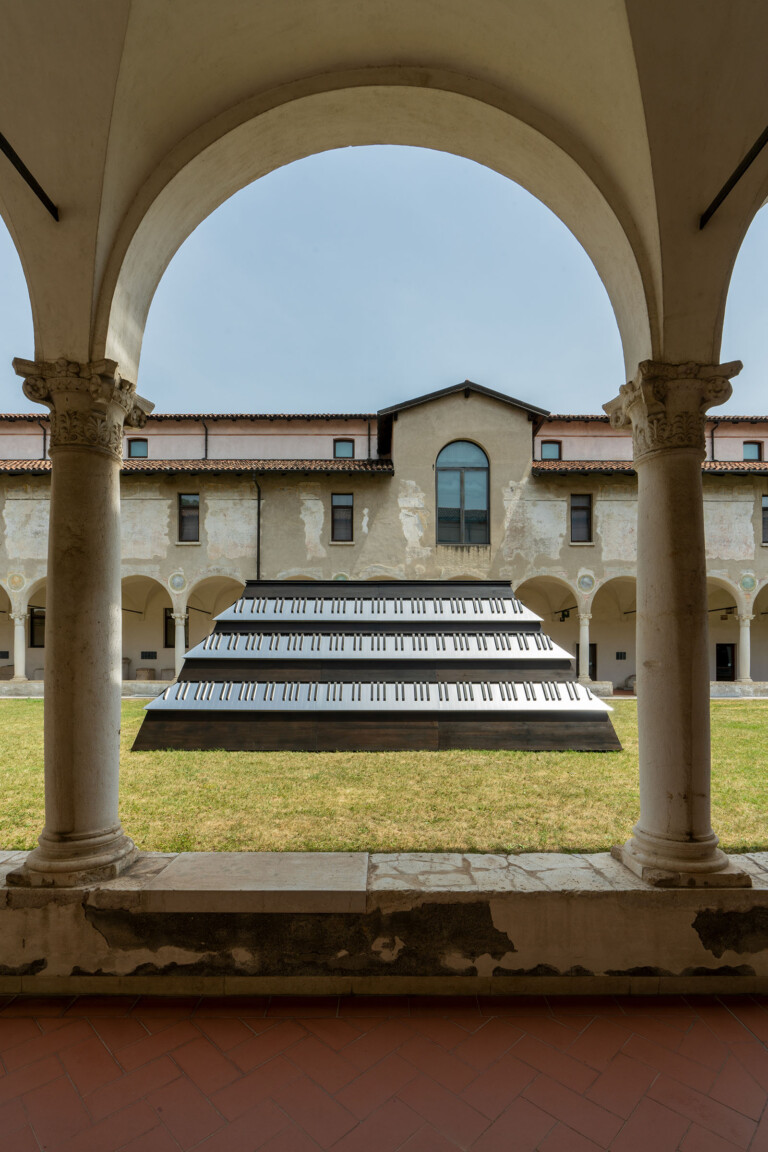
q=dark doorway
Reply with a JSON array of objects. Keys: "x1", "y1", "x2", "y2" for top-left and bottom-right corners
[
  {"x1": 715, "y1": 643, "x2": 736, "y2": 682},
  {"x1": 575, "y1": 642, "x2": 597, "y2": 681}
]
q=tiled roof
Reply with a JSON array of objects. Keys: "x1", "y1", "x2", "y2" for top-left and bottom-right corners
[
  {"x1": 532, "y1": 459, "x2": 768, "y2": 475},
  {"x1": 545, "y1": 414, "x2": 768, "y2": 424},
  {"x1": 0, "y1": 412, "x2": 375, "y2": 422},
  {"x1": 0, "y1": 458, "x2": 393, "y2": 475}
]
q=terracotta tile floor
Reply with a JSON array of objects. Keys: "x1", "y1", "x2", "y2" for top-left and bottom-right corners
[{"x1": 1, "y1": 994, "x2": 768, "y2": 1151}]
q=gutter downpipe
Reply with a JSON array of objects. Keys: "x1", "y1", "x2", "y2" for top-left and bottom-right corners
[
  {"x1": 37, "y1": 420, "x2": 47, "y2": 459},
  {"x1": 202, "y1": 420, "x2": 209, "y2": 460},
  {"x1": 710, "y1": 418, "x2": 719, "y2": 463},
  {"x1": 253, "y1": 474, "x2": 262, "y2": 582}
]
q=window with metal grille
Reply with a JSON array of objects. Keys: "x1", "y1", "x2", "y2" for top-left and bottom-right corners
[
  {"x1": 141, "y1": 650, "x2": 157, "y2": 661},
  {"x1": 178, "y1": 493, "x2": 200, "y2": 541},
  {"x1": 331, "y1": 493, "x2": 353, "y2": 541},
  {"x1": 570, "y1": 493, "x2": 592, "y2": 542},
  {"x1": 436, "y1": 441, "x2": 489, "y2": 545},
  {"x1": 616, "y1": 651, "x2": 627, "y2": 660}
]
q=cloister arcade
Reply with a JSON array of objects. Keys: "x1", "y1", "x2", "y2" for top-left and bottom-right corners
[{"x1": 0, "y1": 3, "x2": 767, "y2": 993}]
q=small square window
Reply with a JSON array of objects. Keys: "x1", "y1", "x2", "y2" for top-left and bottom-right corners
[
  {"x1": 332, "y1": 493, "x2": 353, "y2": 541},
  {"x1": 744, "y1": 442, "x2": 762, "y2": 461},
  {"x1": 541, "y1": 441, "x2": 561, "y2": 461},
  {"x1": 334, "y1": 439, "x2": 355, "y2": 459},
  {"x1": 140, "y1": 650, "x2": 157, "y2": 661},
  {"x1": 570, "y1": 493, "x2": 592, "y2": 542},
  {"x1": 178, "y1": 493, "x2": 200, "y2": 542},
  {"x1": 616, "y1": 651, "x2": 627, "y2": 660},
  {"x1": 127, "y1": 438, "x2": 148, "y2": 458}
]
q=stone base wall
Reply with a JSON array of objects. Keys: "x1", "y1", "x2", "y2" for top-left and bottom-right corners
[{"x1": 1, "y1": 850, "x2": 768, "y2": 996}]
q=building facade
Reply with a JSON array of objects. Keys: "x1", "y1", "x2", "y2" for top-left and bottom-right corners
[{"x1": 1, "y1": 380, "x2": 767, "y2": 691}]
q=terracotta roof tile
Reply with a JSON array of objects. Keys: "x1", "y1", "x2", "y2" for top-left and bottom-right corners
[
  {"x1": 0, "y1": 457, "x2": 392, "y2": 475},
  {"x1": 532, "y1": 459, "x2": 768, "y2": 475}
]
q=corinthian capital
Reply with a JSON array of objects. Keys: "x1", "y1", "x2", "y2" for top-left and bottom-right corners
[
  {"x1": 13, "y1": 357, "x2": 154, "y2": 461},
  {"x1": 603, "y1": 360, "x2": 742, "y2": 464}
]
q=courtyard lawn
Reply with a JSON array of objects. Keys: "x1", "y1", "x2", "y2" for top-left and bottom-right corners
[{"x1": 0, "y1": 698, "x2": 766, "y2": 854}]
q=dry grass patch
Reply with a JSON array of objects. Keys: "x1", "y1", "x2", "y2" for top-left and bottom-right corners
[{"x1": 0, "y1": 698, "x2": 766, "y2": 853}]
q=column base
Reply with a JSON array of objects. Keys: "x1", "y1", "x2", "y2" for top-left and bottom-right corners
[
  {"x1": 10, "y1": 676, "x2": 28, "y2": 683},
  {"x1": 611, "y1": 843, "x2": 752, "y2": 888},
  {"x1": 6, "y1": 827, "x2": 138, "y2": 888}
]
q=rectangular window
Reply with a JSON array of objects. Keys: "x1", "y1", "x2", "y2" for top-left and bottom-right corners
[
  {"x1": 744, "y1": 442, "x2": 763, "y2": 461},
  {"x1": 164, "y1": 608, "x2": 189, "y2": 649},
  {"x1": 334, "y1": 439, "x2": 355, "y2": 459},
  {"x1": 570, "y1": 493, "x2": 592, "y2": 542},
  {"x1": 762, "y1": 495, "x2": 768, "y2": 543},
  {"x1": 541, "y1": 441, "x2": 562, "y2": 460},
  {"x1": 29, "y1": 607, "x2": 45, "y2": 648},
  {"x1": 127, "y1": 438, "x2": 148, "y2": 458},
  {"x1": 331, "y1": 493, "x2": 353, "y2": 541},
  {"x1": 616, "y1": 651, "x2": 627, "y2": 660},
  {"x1": 178, "y1": 493, "x2": 200, "y2": 542}
]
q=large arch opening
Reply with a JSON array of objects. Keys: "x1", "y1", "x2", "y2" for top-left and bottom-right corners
[
  {"x1": 707, "y1": 578, "x2": 742, "y2": 683},
  {"x1": 186, "y1": 576, "x2": 245, "y2": 649},
  {"x1": 121, "y1": 576, "x2": 173, "y2": 681},
  {"x1": 0, "y1": 583, "x2": 11, "y2": 680},
  {"x1": 94, "y1": 83, "x2": 654, "y2": 386},
  {"x1": 514, "y1": 576, "x2": 578, "y2": 669},
  {"x1": 590, "y1": 577, "x2": 637, "y2": 692}
]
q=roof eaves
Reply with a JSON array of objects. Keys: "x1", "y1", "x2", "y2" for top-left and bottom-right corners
[{"x1": 378, "y1": 380, "x2": 549, "y2": 419}]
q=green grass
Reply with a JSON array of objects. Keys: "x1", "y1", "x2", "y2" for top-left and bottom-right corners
[{"x1": 1, "y1": 698, "x2": 767, "y2": 854}]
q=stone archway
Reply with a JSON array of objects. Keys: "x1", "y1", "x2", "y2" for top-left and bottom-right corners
[
  {"x1": 0, "y1": 582, "x2": 12, "y2": 680},
  {"x1": 706, "y1": 576, "x2": 743, "y2": 684},
  {"x1": 515, "y1": 576, "x2": 579, "y2": 673},
  {"x1": 121, "y1": 575, "x2": 174, "y2": 681},
  {"x1": 185, "y1": 575, "x2": 246, "y2": 649},
  {"x1": 590, "y1": 576, "x2": 637, "y2": 692}
]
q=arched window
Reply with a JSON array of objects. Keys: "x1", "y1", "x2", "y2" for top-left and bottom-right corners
[{"x1": 436, "y1": 441, "x2": 490, "y2": 545}]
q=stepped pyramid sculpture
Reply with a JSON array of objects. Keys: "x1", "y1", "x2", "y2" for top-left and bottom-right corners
[{"x1": 134, "y1": 579, "x2": 620, "y2": 751}]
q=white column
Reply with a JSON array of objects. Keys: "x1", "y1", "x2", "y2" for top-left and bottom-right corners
[
  {"x1": 604, "y1": 360, "x2": 750, "y2": 887},
  {"x1": 8, "y1": 358, "x2": 152, "y2": 887},
  {"x1": 173, "y1": 612, "x2": 188, "y2": 676},
  {"x1": 577, "y1": 613, "x2": 591, "y2": 682},
  {"x1": 10, "y1": 612, "x2": 27, "y2": 681},
  {"x1": 737, "y1": 614, "x2": 753, "y2": 683}
]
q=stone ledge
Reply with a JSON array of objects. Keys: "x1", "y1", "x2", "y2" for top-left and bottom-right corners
[{"x1": 2, "y1": 849, "x2": 768, "y2": 995}]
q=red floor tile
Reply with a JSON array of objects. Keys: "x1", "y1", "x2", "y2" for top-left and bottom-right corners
[{"x1": 0, "y1": 993, "x2": 767, "y2": 1152}]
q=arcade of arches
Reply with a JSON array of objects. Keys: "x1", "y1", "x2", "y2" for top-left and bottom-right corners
[{"x1": 2, "y1": 4, "x2": 768, "y2": 912}]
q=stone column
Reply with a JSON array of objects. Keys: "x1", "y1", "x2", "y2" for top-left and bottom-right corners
[
  {"x1": 577, "y1": 613, "x2": 591, "y2": 682},
  {"x1": 604, "y1": 360, "x2": 750, "y2": 886},
  {"x1": 173, "y1": 613, "x2": 188, "y2": 676},
  {"x1": 10, "y1": 612, "x2": 27, "y2": 681},
  {"x1": 8, "y1": 358, "x2": 152, "y2": 887},
  {"x1": 737, "y1": 614, "x2": 753, "y2": 683}
]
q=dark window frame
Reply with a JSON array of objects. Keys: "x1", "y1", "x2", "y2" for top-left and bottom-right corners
[
  {"x1": 29, "y1": 607, "x2": 45, "y2": 649},
  {"x1": 744, "y1": 441, "x2": 763, "y2": 461},
  {"x1": 127, "y1": 438, "x2": 148, "y2": 458},
  {"x1": 570, "y1": 493, "x2": 593, "y2": 543},
  {"x1": 333, "y1": 438, "x2": 355, "y2": 459},
  {"x1": 178, "y1": 493, "x2": 200, "y2": 542},
  {"x1": 331, "y1": 493, "x2": 354, "y2": 542},
  {"x1": 762, "y1": 495, "x2": 768, "y2": 544},
  {"x1": 540, "y1": 440, "x2": 562, "y2": 461},
  {"x1": 435, "y1": 440, "x2": 490, "y2": 547}
]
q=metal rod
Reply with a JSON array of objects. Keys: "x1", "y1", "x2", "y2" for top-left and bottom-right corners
[
  {"x1": 0, "y1": 132, "x2": 59, "y2": 220},
  {"x1": 700, "y1": 124, "x2": 768, "y2": 229}
]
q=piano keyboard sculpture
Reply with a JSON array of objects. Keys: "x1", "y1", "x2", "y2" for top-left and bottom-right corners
[{"x1": 134, "y1": 579, "x2": 620, "y2": 751}]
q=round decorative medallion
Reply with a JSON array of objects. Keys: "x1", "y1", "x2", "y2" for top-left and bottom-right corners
[
  {"x1": 577, "y1": 574, "x2": 595, "y2": 593},
  {"x1": 169, "y1": 573, "x2": 186, "y2": 592},
  {"x1": 740, "y1": 573, "x2": 757, "y2": 593},
  {"x1": 7, "y1": 573, "x2": 24, "y2": 591},
  {"x1": 333, "y1": 573, "x2": 349, "y2": 581}
]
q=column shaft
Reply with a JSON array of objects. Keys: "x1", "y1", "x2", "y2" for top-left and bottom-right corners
[
  {"x1": 737, "y1": 615, "x2": 753, "y2": 682},
  {"x1": 11, "y1": 613, "x2": 27, "y2": 681},
  {"x1": 577, "y1": 613, "x2": 591, "y2": 682},
  {"x1": 174, "y1": 614, "x2": 188, "y2": 676}
]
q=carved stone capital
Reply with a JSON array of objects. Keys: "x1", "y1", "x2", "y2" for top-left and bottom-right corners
[
  {"x1": 171, "y1": 613, "x2": 188, "y2": 625},
  {"x1": 13, "y1": 357, "x2": 154, "y2": 461},
  {"x1": 578, "y1": 613, "x2": 592, "y2": 622},
  {"x1": 603, "y1": 359, "x2": 742, "y2": 465},
  {"x1": 738, "y1": 614, "x2": 754, "y2": 625},
  {"x1": 9, "y1": 612, "x2": 28, "y2": 624}
]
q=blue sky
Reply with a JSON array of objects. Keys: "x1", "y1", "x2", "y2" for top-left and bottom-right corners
[{"x1": 0, "y1": 145, "x2": 765, "y2": 416}]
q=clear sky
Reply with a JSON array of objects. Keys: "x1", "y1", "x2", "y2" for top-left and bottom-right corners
[{"x1": 0, "y1": 145, "x2": 765, "y2": 416}]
